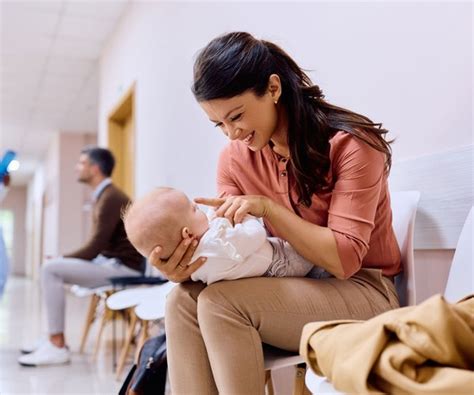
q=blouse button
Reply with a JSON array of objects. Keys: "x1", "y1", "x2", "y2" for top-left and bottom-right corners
[{"x1": 280, "y1": 171, "x2": 287, "y2": 177}]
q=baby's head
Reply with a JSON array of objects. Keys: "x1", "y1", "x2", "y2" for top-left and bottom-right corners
[{"x1": 123, "y1": 187, "x2": 209, "y2": 259}]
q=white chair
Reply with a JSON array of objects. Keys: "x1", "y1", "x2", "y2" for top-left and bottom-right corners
[
  {"x1": 70, "y1": 284, "x2": 115, "y2": 355},
  {"x1": 444, "y1": 206, "x2": 473, "y2": 303},
  {"x1": 304, "y1": 190, "x2": 421, "y2": 394},
  {"x1": 391, "y1": 191, "x2": 421, "y2": 306},
  {"x1": 107, "y1": 281, "x2": 176, "y2": 378}
]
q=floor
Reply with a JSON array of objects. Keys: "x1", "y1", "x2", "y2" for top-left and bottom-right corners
[{"x1": 0, "y1": 276, "x2": 135, "y2": 395}]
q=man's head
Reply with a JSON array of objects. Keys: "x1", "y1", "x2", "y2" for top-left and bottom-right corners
[
  {"x1": 76, "y1": 146, "x2": 115, "y2": 185},
  {"x1": 123, "y1": 187, "x2": 209, "y2": 259}
]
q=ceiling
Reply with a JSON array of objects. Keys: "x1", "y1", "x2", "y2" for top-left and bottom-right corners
[{"x1": 0, "y1": 0, "x2": 130, "y2": 185}]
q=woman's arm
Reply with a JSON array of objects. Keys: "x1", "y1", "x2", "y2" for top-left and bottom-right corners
[{"x1": 195, "y1": 195, "x2": 345, "y2": 278}]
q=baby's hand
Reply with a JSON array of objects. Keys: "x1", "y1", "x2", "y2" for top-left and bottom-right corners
[{"x1": 149, "y1": 237, "x2": 207, "y2": 283}]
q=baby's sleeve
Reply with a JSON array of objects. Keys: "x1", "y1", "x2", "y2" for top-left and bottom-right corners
[{"x1": 223, "y1": 216, "x2": 268, "y2": 260}]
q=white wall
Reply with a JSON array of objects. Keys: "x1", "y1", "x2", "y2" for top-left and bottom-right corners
[
  {"x1": 99, "y1": 2, "x2": 472, "y2": 305},
  {"x1": 1, "y1": 186, "x2": 27, "y2": 275},
  {"x1": 24, "y1": 132, "x2": 96, "y2": 278},
  {"x1": 100, "y1": 1, "x2": 472, "y2": 200}
]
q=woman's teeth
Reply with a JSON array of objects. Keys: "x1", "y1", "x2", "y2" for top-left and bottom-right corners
[{"x1": 244, "y1": 131, "x2": 254, "y2": 144}]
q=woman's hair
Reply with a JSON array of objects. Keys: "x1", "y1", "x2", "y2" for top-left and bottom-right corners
[{"x1": 192, "y1": 32, "x2": 393, "y2": 207}]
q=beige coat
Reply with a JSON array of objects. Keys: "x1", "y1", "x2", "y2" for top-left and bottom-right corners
[{"x1": 300, "y1": 294, "x2": 474, "y2": 394}]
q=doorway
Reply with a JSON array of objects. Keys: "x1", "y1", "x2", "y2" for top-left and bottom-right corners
[{"x1": 107, "y1": 84, "x2": 136, "y2": 198}]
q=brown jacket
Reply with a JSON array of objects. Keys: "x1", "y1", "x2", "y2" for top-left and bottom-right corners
[
  {"x1": 300, "y1": 294, "x2": 474, "y2": 394},
  {"x1": 64, "y1": 183, "x2": 143, "y2": 272}
]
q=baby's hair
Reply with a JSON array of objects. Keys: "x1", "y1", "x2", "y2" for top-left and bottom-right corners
[
  {"x1": 121, "y1": 201, "x2": 133, "y2": 223},
  {"x1": 122, "y1": 187, "x2": 189, "y2": 259}
]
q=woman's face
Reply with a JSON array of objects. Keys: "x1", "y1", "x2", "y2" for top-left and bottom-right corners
[{"x1": 199, "y1": 78, "x2": 282, "y2": 152}]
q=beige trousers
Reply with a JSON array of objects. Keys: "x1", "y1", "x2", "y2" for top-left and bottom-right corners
[{"x1": 165, "y1": 268, "x2": 399, "y2": 395}]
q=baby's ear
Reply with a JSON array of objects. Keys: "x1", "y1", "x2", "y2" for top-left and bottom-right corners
[{"x1": 181, "y1": 227, "x2": 193, "y2": 239}]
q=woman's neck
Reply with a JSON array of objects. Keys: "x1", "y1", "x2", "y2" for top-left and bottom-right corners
[{"x1": 270, "y1": 106, "x2": 290, "y2": 158}]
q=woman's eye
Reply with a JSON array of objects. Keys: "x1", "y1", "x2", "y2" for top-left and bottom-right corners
[
  {"x1": 230, "y1": 113, "x2": 242, "y2": 122},
  {"x1": 214, "y1": 122, "x2": 223, "y2": 128}
]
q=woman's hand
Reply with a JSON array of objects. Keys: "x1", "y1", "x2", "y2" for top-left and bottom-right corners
[
  {"x1": 194, "y1": 195, "x2": 272, "y2": 224},
  {"x1": 148, "y1": 237, "x2": 207, "y2": 283}
]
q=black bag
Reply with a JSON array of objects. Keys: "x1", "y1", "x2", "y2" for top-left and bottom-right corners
[{"x1": 119, "y1": 333, "x2": 167, "y2": 395}]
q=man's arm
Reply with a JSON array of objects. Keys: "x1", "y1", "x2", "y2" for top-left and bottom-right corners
[{"x1": 64, "y1": 192, "x2": 123, "y2": 260}]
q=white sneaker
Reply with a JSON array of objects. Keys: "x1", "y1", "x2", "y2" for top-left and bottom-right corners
[
  {"x1": 20, "y1": 337, "x2": 48, "y2": 354},
  {"x1": 18, "y1": 341, "x2": 71, "y2": 366}
]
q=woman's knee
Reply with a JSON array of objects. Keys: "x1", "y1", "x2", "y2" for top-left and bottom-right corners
[
  {"x1": 196, "y1": 281, "x2": 249, "y2": 325},
  {"x1": 165, "y1": 281, "x2": 206, "y2": 320}
]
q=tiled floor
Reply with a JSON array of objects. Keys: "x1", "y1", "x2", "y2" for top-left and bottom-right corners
[{"x1": 0, "y1": 276, "x2": 131, "y2": 394}]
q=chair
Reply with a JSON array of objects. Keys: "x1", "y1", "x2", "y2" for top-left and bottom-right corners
[
  {"x1": 304, "y1": 190, "x2": 421, "y2": 394},
  {"x1": 391, "y1": 190, "x2": 421, "y2": 306},
  {"x1": 107, "y1": 281, "x2": 176, "y2": 378},
  {"x1": 264, "y1": 191, "x2": 421, "y2": 394},
  {"x1": 444, "y1": 206, "x2": 473, "y2": 303},
  {"x1": 74, "y1": 258, "x2": 166, "y2": 356}
]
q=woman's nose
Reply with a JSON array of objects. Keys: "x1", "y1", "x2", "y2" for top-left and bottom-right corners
[{"x1": 227, "y1": 127, "x2": 242, "y2": 140}]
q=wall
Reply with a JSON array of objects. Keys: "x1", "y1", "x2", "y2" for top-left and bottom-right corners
[
  {"x1": 99, "y1": 2, "x2": 472, "y2": 302},
  {"x1": 24, "y1": 132, "x2": 96, "y2": 278},
  {"x1": 1, "y1": 186, "x2": 27, "y2": 275},
  {"x1": 100, "y1": 1, "x2": 471, "y2": 199}
]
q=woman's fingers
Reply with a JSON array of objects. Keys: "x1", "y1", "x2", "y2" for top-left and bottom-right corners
[
  {"x1": 194, "y1": 197, "x2": 226, "y2": 207},
  {"x1": 233, "y1": 205, "x2": 249, "y2": 224},
  {"x1": 167, "y1": 237, "x2": 195, "y2": 269}
]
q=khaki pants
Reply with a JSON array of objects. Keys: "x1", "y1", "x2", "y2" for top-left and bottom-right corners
[{"x1": 165, "y1": 268, "x2": 399, "y2": 395}]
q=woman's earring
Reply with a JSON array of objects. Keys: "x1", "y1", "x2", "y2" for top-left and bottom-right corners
[{"x1": 274, "y1": 100, "x2": 278, "y2": 104}]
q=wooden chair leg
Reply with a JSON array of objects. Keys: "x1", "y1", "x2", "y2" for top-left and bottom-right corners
[
  {"x1": 115, "y1": 311, "x2": 138, "y2": 379},
  {"x1": 293, "y1": 363, "x2": 309, "y2": 395},
  {"x1": 79, "y1": 294, "x2": 99, "y2": 354},
  {"x1": 93, "y1": 307, "x2": 112, "y2": 359},
  {"x1": 134, "y1": 320, "x2": 149, "y2": 362},
  {"x1": 265, "y1": 370, "x2": 275, "y2": 395}
]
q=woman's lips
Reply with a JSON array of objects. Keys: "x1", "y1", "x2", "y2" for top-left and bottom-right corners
[{"x1": 243, "y1": 131, "x2": 255, "y2": 145}]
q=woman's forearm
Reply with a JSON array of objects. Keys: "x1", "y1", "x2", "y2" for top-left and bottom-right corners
[{"x1": 264, "y1": 198, "x2": 345, "y2": 278}]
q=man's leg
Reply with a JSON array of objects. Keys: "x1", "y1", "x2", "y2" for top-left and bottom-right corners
[
  {"x1": 42, "y1": 256, "x2": 140, "y2": 343},
  {"x1": 19, "y1": 256, "x2": 139, "y2": 366}
]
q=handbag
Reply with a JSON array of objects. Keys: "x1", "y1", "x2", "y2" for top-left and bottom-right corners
[{"x1": 119, "y1": 332, "x2": 167, "y2": 395}]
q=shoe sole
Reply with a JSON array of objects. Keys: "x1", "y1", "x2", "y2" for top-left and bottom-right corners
[{"x1": 19, "y1": 360, "x2": 71, "y2": 367}]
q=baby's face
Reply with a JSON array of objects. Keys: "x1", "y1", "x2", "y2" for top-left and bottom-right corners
[{"x1": 174, "y1": 190, "x2": 209, "y2": 238}]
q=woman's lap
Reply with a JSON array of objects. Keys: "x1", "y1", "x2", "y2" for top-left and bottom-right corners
[
  {"x1": 165, "y1": 269, "x2": 399, "y2": 394},
  {"x1": 195, "y1": 268, "x2": 399, "y2": 351}
]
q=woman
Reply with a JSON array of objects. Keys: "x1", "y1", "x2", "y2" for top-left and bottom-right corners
[{"x1": 151, "y1": 32, "x2": 401, "y2": 394}]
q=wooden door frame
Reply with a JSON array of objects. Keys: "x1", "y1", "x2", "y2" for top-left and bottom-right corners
[{"x1": 107, "y1": 83, "x2": 136, "y2": 198}]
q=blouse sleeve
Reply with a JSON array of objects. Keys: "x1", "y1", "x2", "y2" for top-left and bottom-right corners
[
  {"x1": 328, "y1": 134, "x2": 386, "y2": 278},
  {"x1": 216, "y1": 144, "x2": 244, "y2": 197}
]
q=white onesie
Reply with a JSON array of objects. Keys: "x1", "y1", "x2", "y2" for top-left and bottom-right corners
[{"x1": 190, "y1": 212, "x2": 319, "y2": 284}]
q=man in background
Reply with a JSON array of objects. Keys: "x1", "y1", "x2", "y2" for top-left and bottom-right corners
[{"x1": 19, "y1": 146, "x2": 143, "y2": 367}]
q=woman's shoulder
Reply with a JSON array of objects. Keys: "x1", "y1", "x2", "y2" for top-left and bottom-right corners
[{"x1": 329, "y1": 130, "x2": 385, "y2": 166}]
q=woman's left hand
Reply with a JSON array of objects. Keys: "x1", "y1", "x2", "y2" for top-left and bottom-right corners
[{"x1": 194, "y1": 195, "x2": 272, "y2": 225}]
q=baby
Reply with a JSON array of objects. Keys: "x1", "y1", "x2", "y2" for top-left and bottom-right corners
[{"x1": 123, "y1": 187, "x2": 323, "y2": 284}]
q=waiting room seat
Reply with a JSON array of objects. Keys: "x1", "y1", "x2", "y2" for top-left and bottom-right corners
[
  {"x1": 303, "y1": 190, "x2": 421, "y2": 394},
  {"x1": 106, "y1": 281, "x2": 176, "y2": 378},
  {"x1": 73, "y1": 258, "x2": 165, "y2": 356}
]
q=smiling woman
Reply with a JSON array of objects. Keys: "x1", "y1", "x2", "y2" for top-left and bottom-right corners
[{"x1": 154, "y1": 32, "x2": 402, "y2": 394}]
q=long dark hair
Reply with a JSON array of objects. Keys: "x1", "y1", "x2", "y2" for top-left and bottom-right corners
[{"x1": 192, "y1": 32, "x2": 393, "y2": 207}]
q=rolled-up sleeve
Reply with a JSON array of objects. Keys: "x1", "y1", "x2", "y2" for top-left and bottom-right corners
[
  {"x1": 217, "y1": 144, "x2": 243, "y2": 197},
  {"x1": 328, "y1": 134, "x2": 385, "y2": 278}
]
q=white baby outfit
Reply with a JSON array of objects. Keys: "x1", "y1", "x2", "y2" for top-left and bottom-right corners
[{"x1": 190, "y1": 212, "x2": 321, "y2": 284}]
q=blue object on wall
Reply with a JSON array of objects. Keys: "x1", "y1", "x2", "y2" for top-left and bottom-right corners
[{"x1": 0, "y1": 150, "x2": 16, "y2": 179}]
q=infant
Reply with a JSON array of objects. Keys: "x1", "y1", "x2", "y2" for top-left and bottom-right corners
[{"x1": 123, "y1": 187, "x2": 323, "y2": 284}]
